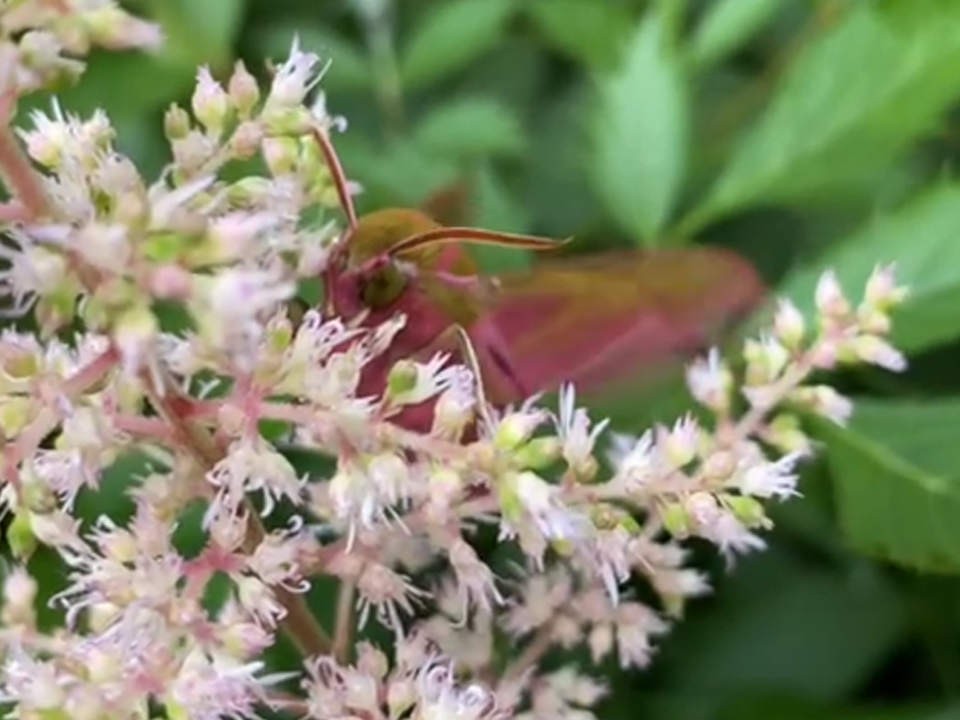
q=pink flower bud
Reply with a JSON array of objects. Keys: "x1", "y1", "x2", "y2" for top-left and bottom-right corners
[
  {"x1": 815, "y1": 269, "x2": 851, "y2": 318},
  {"x1": 192, "y1": 66, "x2": 230, "y2": 134},
  {"x1": 865, "y1": 263, "x2": 908, "y2": 310},
  {"x1": 851, "y1": 334, "x2": 907, "y2": 372},
  {"x1": 773, "y1": 299, "x2": 806, "y2": 349},
  {"x1": 228, "y1": 60, "x2": 260, "y2": 117},
  {"x1": 164, "y1": 103, "x2": 191, "y2": 139}
]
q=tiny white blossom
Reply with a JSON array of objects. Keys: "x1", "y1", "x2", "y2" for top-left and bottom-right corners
[
  {"x1": 736, "y1": 453, "x2": 802, "y2": 500},
  {"x1": 685, "y1": 348, "x2": 732, "y2": 412},
  {"x1": 556, "y1": 384, "x2": 608, "y2": 476},
  {"x1": 815, "y1": 269, "x2": 850, "y2": 317},
  {"x1": 266, "y1": 38, "x2": 326, "y2": 108}
]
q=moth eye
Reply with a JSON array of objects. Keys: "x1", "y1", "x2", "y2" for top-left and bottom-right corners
[{"x1": 361, "y1": 263, "x2": 406, "y2": 309}]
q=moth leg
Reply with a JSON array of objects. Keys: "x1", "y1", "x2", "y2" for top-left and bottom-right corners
[
  {"x1": 412, "y1": 321, "x2": 528, "y2": 404},
  {"x1": 468, "y1": 318, "x2": 531, "y2": 402}
]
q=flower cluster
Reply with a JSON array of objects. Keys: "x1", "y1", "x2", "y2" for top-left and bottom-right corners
[
  {"x1": 0, "y1": 5, "x2": 909, "y2": 720},
  {"x1": 0, "y1": 0, "x2": 161, "y2": 101}
]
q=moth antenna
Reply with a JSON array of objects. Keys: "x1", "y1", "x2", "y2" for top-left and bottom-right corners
[
  {"x1": 389, "y1": 226, "x2": 570, "y2": 257},
  {"x1": 311, "y1": 123, "x2": 358, "y2": 230}
]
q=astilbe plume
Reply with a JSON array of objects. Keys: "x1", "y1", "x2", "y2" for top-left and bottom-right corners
[{"x1": 0, "y1": 5, "x2": 909, "y2": 719}]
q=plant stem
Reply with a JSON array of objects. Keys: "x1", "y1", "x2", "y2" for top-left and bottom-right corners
[
  {"x1": 0, "y1": 92, "x2": 47, "y2": 219},
  {"x1": 143, "y1": 379, "x2": 333, "y2": 657},
  {"x1": 332, "y1": 579, "x2": 356, "y2": 663},
  {"x1": 499, "y1": 620, "x2": 556, "y2": 688},
  {"x1": 257, "y1": 400, "x2": 467, "y2": 460}
]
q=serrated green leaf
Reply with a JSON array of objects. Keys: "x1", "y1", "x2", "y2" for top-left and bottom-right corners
[
  {"x1": 689, "y1": 0, "x2": 781, "y2": 68},
  {"x1": 254, "y1": 24, "x2": 371, "y2": 92},
  {"x1": 779, "y1": 182, "x2": 960, "y2": 354},
  {"x1": 525, "y1": 0, "x2": 633, "y2": 69},
  {"x1": 413, "y1": 97, "x2": 525, "y2": 159},
  {"x1": 689, "y1": 0, "x2": 960, "y2": 229},
  {"x1": 814, "y1": 399, "x2": 960, "y2": 574},
  {"x1": 400, "y1": 0, "x2": 514, "y2": 90},
  {"x1": 592, "y1": 9, "x2": 689, "y2": 245}
]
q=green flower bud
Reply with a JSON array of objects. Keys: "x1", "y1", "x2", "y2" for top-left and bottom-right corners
[
  {"x1": 228, "y1": 60, "x2": 260, "y2": 118},
  {"x1": 7, "y1": 512, "x2": 37, "y2": 561},
  {"x1": 497, "y1": 475, "x2": 524, "y2": 523},
  {"x1": 495, "y1": 411, "x2": 544, "y2": 452},
  {"x1": 725, "y1": 494, "x2": 768, "y2": 528},
  {"x1": 514, "y1": 436, "x2": 561, "y2": 470},
  {"x1": 192, "y1": 67, "x2": 231, "y2": 135},
  {"x1": 661, "y1": 501, "x2": 690, "y2": 538},
  {"x1": 261, "y1": 136, "x2": 300, "y2": 176},
  {"x1": 164, "y1": 103, "x2": 191, "y2": 140},
  {"x1": 386, "y1": 360, "x2": 418, "y2": 399}
]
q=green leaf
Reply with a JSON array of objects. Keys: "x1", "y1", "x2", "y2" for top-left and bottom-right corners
[
  {"x1": 400, "y1": 0, "x2": 514, "y2": 90},
  {"x1": 254, "y1": 24, "x2": 371, "y2": 92},
  {"x1": 689, "y1": 0, "x2": 781, "y2": 68},
  {"x1": 592, "y1": 9, "x2": 689, "y2": 245},
  {"x1": 525, "y1": 0, "x2": 633, "y2": 69},
  {"x1": 152, "y1": 0, "x2": 246, "y2": 68},
  {"x1": 814, "y1": 398, "x2": 960, "y2": 573},
  {"x1": 718, "y1": 697, "x2": 960, "y2": 720},
  {"x1": 690, "y1": 0, "x2": 960, "y2": 228},
  {"x1": 337, "y1": 133, "x2": 458, "y2": 209},
  {"x1": 413, "y1": 97, "x2": 525, "y2": 159},
  {"x1": 471, "y1": 164, "x2": 533, "y2": 273},
  {"x1": 779, "y1": 182, "x2": 960, "y2": 354},
  {"x1": 653, "y1": 549, "x2": 905, "y2": 700},
  {"x1": 74, "y1": 452, "x2": 147, "y2": 524}
]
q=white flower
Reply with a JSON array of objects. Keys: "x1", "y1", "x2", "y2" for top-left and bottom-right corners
[
  {"x1": 356, "y1": 562, "x2": 430, "y2": 633},
  {"x1": 432, "y1": 365, "x2": 477, "y2": 438},
  {"x1": 265, "y1": 37, "x2": 326, "y2": 108},
  {"x1": 194, "y1": 269, "x2": 295, "y2": 370},
  {"x1": 556, "y1": 384, "x2": 608, "y2": 475},
  {"x1": 736, "y1": 453, "x2": 802, "y2": 500},
  {"x1": 773, "y1": 299, "x2": 805, "y2": 348},
  {"x1": 685, "y1": 348, "x2": 732, "y2": 412},
  {"x1": 815, "y1": 269, "x2": 850, "y2": 317},
  {"x1": 659, "y1": 415, "x2": 699, "y2": 469},
  {"x1": 206, "y1": 439, "x2": 304, "y2": 517},
  {"x1": 608, "y1": 430, "x2": 656, "y2": 494},
  {"x1": 512, "y1": 471, "x2": 590, "y2": 543},
  {"x1": 191, "y1": 66, "x2": 230, "y2": 133},
  {"x1": 168, "y1": 649, "x2": 281, "y2": 720},
  {"x1": 614, "y1": 602, "x2": 668, "y2": 669},
  {"x1": 864, "y1": 263, "x2": 907, "y2": 310},
  {"x1": 850, "y1": 334, "x2": 907, "y2": 372},
  {"x1": 0, "y1": 234, "x2": 71, "y2": 317},
  {"x1": 417, "y1": 662, "x2": 500, "y2": 720},
  {"x1": 685, "y1": 492, "x2": 766, "y2": 563},
  {"x1": 448, "y1": 538, "x2": 504, "y2": 620}
]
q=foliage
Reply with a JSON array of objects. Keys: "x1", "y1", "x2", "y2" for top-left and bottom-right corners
[{"x1": 5, "y1": 0, "x2": 960, "y2": 717}]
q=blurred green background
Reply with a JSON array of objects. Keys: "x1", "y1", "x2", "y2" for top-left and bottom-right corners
[{"x1": 14, "y1": 0, "x2": 960, "y2": 718}]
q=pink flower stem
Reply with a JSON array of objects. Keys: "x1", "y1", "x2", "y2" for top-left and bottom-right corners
[
  {"x1": 142, "y1": 378, "x2": 333, "y2": 657},
  {"x1": 60, "y1": 347, "x2": 119, "y2": 395},
  {"x1": 257, "y1": 400, "x2": 467, "y2": 460},
  {"x1": 3, "y1": 348, "x2": 119, "y2": 484},
  {"x1": 0, "y1": 92, "x2": 47, "y2": 220},
  {"x1": 332, "y1": 579, "x2": 356, "y2": 663},
  {"x1": 498, "y1": 620, "x2": 557, "y2": 688}
]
